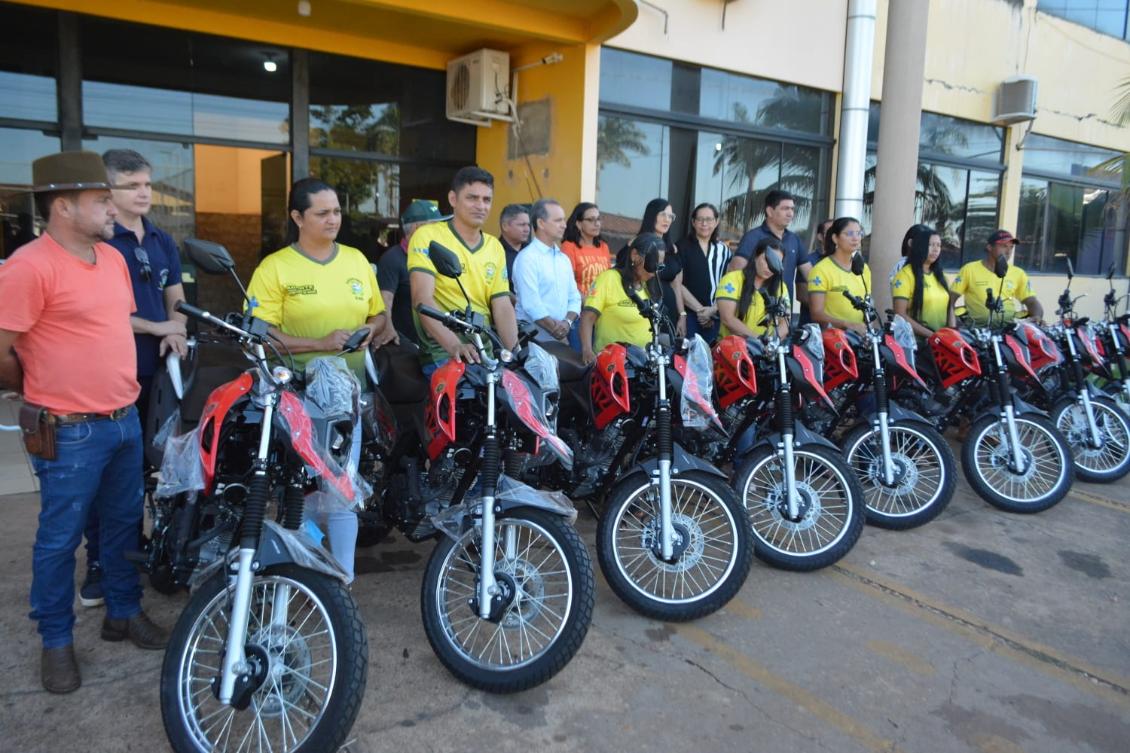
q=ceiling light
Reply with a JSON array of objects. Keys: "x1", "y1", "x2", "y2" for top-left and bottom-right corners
[
  {"x1": 297, "y1": 0, "x2": 311, "y2": 16},
  {"x1": 263, "y1": 59, "x2": 278, "y2": 73}
]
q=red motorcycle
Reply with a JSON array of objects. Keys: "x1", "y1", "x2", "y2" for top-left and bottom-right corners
[
  {"x1": 701, "y1": 291, "x2": 865, "y2": 571},
  {"x1": 517, "y1": 290, "x2": 753, "y2": 621},
  {"x1": 362, "y1": 242, "x2": 594, "y2": 693},
  {"x1": 1095, "y1": 264, "x2": 1130, "y2": 413},
  {"x1": 156, "y1": 240, "x2": 368, "y2": 753}
]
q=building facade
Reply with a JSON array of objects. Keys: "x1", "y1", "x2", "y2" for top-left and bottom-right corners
[{"x1": 1, "y1": 0, "x2": 1127, "y2": 315}]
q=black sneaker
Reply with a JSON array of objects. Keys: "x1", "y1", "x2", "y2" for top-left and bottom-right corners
[{"x1": 80, "y1": 562, "x2": 104, "y2": 608}]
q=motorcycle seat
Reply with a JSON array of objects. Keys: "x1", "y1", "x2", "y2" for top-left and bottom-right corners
[
  {"x1": 374, "y1": 342, "x2": 429, "y2": 404},
  {"x1": 539, "y1": 341, "x2": 590, "y2": 383}
]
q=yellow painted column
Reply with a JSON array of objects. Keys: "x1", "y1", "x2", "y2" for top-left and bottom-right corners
[
  {"x1": 998, "y1": 126, "x2": 1024, "y2": 233},
  {"x1": 475, "y1": 41, "x2": 597, "y2": 227}
]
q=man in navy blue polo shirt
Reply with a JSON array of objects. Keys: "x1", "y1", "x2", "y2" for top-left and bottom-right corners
[
  {"x1": 76, "y1": 149, "x2": 188, "y2": 608},
  {"x1": 728, "y1": 190, "x2": 812, "y2": 308}
]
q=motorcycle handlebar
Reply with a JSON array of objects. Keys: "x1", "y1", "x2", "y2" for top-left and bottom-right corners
[
  {"x1": 416, "y1": 304, "x2": 469, "y2": 332},
  {"x1": 841, "y1": 289, "x2": 866, "y2": 311}
]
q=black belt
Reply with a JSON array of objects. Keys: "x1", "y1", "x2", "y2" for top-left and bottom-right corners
[{"x1": 53, "y1": 406, "x2": 131, "y2": 424}]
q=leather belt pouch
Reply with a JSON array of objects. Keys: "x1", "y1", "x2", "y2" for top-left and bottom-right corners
[{"x1": 19, "y1": 403, "x2": 56, "y2": 461}]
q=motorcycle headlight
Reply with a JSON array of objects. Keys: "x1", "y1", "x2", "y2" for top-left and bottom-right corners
[
  {"x1": 272, "y1": 366, "x2": 293, "y2": 384},
  {"x1": 499, "y1": 349, "x2": 514, "y2": 364}
]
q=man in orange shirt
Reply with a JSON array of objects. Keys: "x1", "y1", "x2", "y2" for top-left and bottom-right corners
[{"x1": 0, "y1": 152, "x2": 168, "y2": 695}]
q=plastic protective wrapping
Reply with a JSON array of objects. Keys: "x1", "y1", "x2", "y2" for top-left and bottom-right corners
[
  {"x1": 801, "y1": 323, "x2": 825, "y2": 361},
  {"x1": 522, "y1": 342, "x2": 560, "y2": 394},
  {"x1": 304, "y1": 356, "x2": 361, "y2": 419},
  {"x1": 187, "y1": 520, "x2": 350, "y2": 589},
  {"x1": 156, "y1": 425, "x2": 206, "y2": 498},
  {"x1": 499, "y1": 368, "x2": 574, "y2": 469},
  {"x1": 680, "y1": 334, "x2": 721, "y2": 429},
  {"x1": 889, "y1": 314, "x2": 918, "y2": 368},
  {"x1": 152, "y1": 407, "x2": 181, "y2": 452}
]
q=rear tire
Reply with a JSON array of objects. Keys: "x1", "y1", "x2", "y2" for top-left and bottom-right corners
[
  {"x1": 734, "y1": 444, "x2": 864, "y2": 571},
  {"x1": 596, "y1": 470, "x2": 753, "y2": 621},
  {"x1": 961, "y1": 412, "x2": 1072, "y2": 513},
  {"x1": 843, "y1": 420, "x2": 956, "y2": 530},
  {"x1": 1051, "y1": 395, "x2": 1130, "y2": 482}
]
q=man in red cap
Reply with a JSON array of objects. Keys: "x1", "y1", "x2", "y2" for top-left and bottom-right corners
[
  {"x1": 0, "y1": 151, "x2": 168, "y2": 694},
  {"x1": 950, "y1": 229, "x2": 1044, "y2": 325}
]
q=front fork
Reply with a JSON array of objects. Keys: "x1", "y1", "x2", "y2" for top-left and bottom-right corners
[
  {"x1": 219, "y1": 390, "x2": 276, "y2": 706},
  {"x1": 1065, "y1": 334, "x2": 1102, "y2": 448},
  {"x1": 654, "y1": 350, "x2": 676, "y2": 561},
  {"x1": 871, "y1": 339, "x2": 896, "y2": 485},
  {"x1": 776, "y1": 349, "x2": 801, "y2": 520},
  {"x1": 990, "y1": 337, "x2": 1028, "y2": 474},
  {"x1": 477, "y1": 369, "x2": 502, "y2": 620}
]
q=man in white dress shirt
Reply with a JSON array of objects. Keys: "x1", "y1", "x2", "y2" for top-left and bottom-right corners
[{"x1": 513, "y1": 198, "x2": 581, "y2": 345}]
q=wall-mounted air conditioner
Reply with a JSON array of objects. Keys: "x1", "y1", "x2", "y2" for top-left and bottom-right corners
[
  {"x1": 446, "y1": 49, "x2": 512, "y2": 126},
  {"x1": 992, "y1": 75, "x2": 1038, "y2": 126}
]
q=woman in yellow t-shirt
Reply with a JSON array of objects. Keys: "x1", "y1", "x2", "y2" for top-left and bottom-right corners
[
  {"x1": 580, "y1": 233, "x2": 665, "y2": 364},
  {"x1": 716, "y1": 236, "x2": 789, "y2": 339},
  {"x1": 246, "y1": 177, "x2": 392, "y2": 583},
  {"x1": 808, "y1": 216, "x2": 871, "y2": 335},
  {"x1": 891, "y1": 225, "x2": 955, "y2": 337}
]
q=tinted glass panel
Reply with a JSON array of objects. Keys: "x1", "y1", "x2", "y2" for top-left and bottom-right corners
[
  {"x1": 596, "y1": 115, "x2": 670, "y2": 251},
  {"x1": 1038, "y1": 1, "x2": 1129, "y2": 38},
  {"x1": 0, "y1": 3, "x2": 56, "y2": 122},
  {"x1": 0, "y1": 127, "x2": 59, "y2": 258},
  {"x1": 599, "y1": 48, "x2": 673, "y2": 110},
  {"x1": 963, "y1": 171, "x2": 1003, "y2": 263},
  {"x1": 1016, "y1": 176, "x2": 1128, "y2": 274},
  {"x1": 1021, "y1": 134, "x2": 1122, "y2": 183},
  {"x1": 867, "y1": 104, "x2": 1005, "y2": 163},
  {"x1": 701, "y1": 72, "x2": 826, "y2": 134}
]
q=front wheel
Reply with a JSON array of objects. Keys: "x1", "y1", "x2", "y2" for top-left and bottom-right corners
[
  {"x1": 160, "y1": 565, "x2": 368, "y2": 753},
  {"x1": 1051, "y1": 396, "x2": 1130, "y2": 483},
  {"x1": 961, "y1": 412, "x2": 1073, "y2": 513},
  {"x1": 734, "y1": 444, "x2": 865, "y2": 571},
  {"x1": 421, "y1": 508, "x2": 594, "y2": 693},
  {"x1": 596, "y1": 470, "x2": 753, "y2": 621},
  {"x1": 843, "y1": 420, "x2": 956, "y2": 530}
]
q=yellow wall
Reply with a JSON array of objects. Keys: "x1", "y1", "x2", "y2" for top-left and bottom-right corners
[
  {"x1": 475, "y1": 41, "x2": 602, "y2": 229},
  {"x1": 194, "y1": 145, "x2": 285, "y2": 215}
]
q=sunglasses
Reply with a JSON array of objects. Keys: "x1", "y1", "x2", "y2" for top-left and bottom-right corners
[{"x1": 134, "y1": 246, "x2": 152, "y2": 283}]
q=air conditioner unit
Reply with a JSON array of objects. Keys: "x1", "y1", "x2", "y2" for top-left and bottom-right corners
[
  {"x1": 992, "y1": 76, "x2": 1038, "y2": 126},
  {"x1": 446, "y1": 49, "x2": 512, "y2": 126}
]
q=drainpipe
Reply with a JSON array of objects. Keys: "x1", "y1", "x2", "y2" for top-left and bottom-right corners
[{"x1": 834, "y1": 0, "x2": 877, "y2": 220}]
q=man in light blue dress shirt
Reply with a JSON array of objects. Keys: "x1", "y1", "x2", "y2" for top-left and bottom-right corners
[{"x1": 513, "y1": 199, "x2": 581, "y2": 347}]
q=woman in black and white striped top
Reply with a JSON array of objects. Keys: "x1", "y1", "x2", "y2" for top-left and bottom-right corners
[{"x1": 677, "y1": 202, "x2": 732, "y2": 343}]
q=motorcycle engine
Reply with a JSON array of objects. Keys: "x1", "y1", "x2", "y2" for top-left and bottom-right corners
[{"x1": 569, "y1": 415, "x2": 635, "y2": 497}]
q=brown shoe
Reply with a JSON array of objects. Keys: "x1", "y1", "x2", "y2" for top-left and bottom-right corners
[
  {"x1": 42, "y1": 645, "x2": 81, "y2": 694},
  {"x1": 101, "y1": 611, "x2": 169, "y2": 650}
]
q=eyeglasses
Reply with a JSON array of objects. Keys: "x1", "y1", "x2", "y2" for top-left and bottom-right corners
[
  {"x1": 693, "y1": 216, "x2": 717, "y2": 224},
  {"x1": 842, "y1": 230, "x2": 864, "y2": 238},
  {"x1": 660, "y1": 212, "x2": 677, "y2": 221},
  {"x1": 581, "y1": 215, "x2": 601, "y2": 223},
  {"x1": 134, "y1": 246, "x2": 152, "y2": 283}
]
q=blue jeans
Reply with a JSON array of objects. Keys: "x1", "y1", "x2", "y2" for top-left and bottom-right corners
[{"x1": 30, "y1": 408, "x2": 144, "y2": 648}]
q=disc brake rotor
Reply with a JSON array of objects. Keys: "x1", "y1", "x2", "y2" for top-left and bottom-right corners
[
  {"x1": 864, "y1": 453, "x2": 918, "y2": 493},
  {"x1": 638, "y1": 513, "x2": 706, "y2": 572},
  {"x1": 248, "y1": 623, "x2": 313, "y2": 717},
  {"x1": 501, "y1": 559, "x2": 546, "y2": 627},
  {"x1": 986, "y1": 431, "x2": 1037, "y2": 481},
  {"x1": 764, "y1": 483, "x2": 821, "y2": 529}
]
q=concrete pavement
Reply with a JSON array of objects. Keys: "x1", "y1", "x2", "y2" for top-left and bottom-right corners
[{"x1": 0, "y1": 440, "x2": 1127, "y2": 753}]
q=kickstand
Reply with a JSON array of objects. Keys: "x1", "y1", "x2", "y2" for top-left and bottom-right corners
[{"x1": 582, "y1": 497, "x2": 601, "y2": 520}]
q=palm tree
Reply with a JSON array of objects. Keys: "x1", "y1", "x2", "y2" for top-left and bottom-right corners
[{"x1": 596, "y1": 116, "x2": 650, "y2": 174}]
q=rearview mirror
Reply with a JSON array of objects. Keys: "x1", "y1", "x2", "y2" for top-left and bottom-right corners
[
  {"x1": 994, "y1": 255, "x2": 1009, "y2": 279},
  {"x1": 850, "y1": 253, "x2": 866, "y2": 277},
  {"x1": 765, "y1": 250, "x2": 784, "y2": 275},
  {"x1": 1108, "y1": 263, "x2": 1115, "y2": 281},
  {"x1": 428, "y1": 241, "x2": 463, "y2": 278},
  {"x1": 184, "y1": 238, "x2": 236, "y2": 275}
]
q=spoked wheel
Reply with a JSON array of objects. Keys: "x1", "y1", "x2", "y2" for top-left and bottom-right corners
[
  {"x1": 961, "y1": 413, "x2": 1073, "y2": 513},
  {"x1": 734, "y1": 445, "x2": 865, "y2": 571},
  {"x1": 1051, "y1": 396, "x2": 1130, "y2": 482},
  {"x1": 843, "y1": 420, "x2": 956, "y2": 529},
  {"x1": 420, "y1": 508, "x2": 594, "y2": 693},
  {"x1": 160, "y1": 565, "x2": 368, "y2": 753},
  {"x1": 596, "y1": 470, "x2": 753, "y2": 621}
]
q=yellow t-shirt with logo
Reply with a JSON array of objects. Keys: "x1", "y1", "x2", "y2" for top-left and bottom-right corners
[
  {"x1": 951, "y1": 260, "x2": 1034, "y2": 325},
  {"x1": 807, "y1": 256, "x2": 871, "y2": 325},
  {"x1": 715, "y1": 271, "x2": 789, "y2": 337},
  {"x1": 891, "y1": 265, "x2": 950, "y2": 331},
  {"x1": 584, "y1": 269, "x2": 652, "y2": 352},
  {"x1": 246, "y1": 244, "x2": 384, "y2": 377},
  {"x1": 408, "y1": 220, "x2": 511, "y2": 364}
]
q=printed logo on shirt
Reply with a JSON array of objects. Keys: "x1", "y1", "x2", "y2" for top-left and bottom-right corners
[
  {"x1": 894, "y1": 278, "x2": 904, "y2": 289},
  {"x1": 286, "y1": 284, "x2": 317, "y2": 296},
  {"x1": 347, "y1": 277, "x2": 364, "y2": 300},
  {"x1": 484, "y1": 262, "x2": 498, "y2": 281},
  {"x1": 158, "y1": 268, "x2": 169, "y2": 290},
  {"x1": 723, "y1": 282, "x2": 737, "y2": 294},
  {"x1": 810, "y1": 276, "x2": 823, "y2": 286}
]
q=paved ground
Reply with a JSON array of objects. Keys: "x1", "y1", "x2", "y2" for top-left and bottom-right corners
[{"x1": 1, "y1": 436, "x2": 1128, "y2": 753}]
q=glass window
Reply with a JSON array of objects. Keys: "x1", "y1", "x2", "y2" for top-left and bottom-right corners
[
  {"x1": 1021, "y1": 134, "x2": 1123, "y2": 184},
  {"x1": 0, "y1": 127, "x2": 60, "y2": 259},
  {"x1": 310, "y1": 156, "x2": 398, "y2": 258},
  {"x1": 599, "y1": 48, "x2": 673, "y2": 111},
  {"x1": 79, "y1": 16, "x2": 290, "y2": 144},
  {"x1": 700, "y1": 72, "x2": 826, "y2": 134},
  {"x1": 596, "y1": 115, "x2": 670, "y2": 252},
  {"x1": 0, "y1": 4, "x2": 57, "y2": 122},
  {"x1": 1017, "y1": 177, "x2": 1129, "y2": 275},
  {"x1": 963, "y1": 171, "x2": 1003, "y2": 263},
  {"x1": 1038, "y1": 1, "x2": 1129, "y2": 39},
  {"x1": 867, "y1": 104, "x2": 1005, "y2": 163}
]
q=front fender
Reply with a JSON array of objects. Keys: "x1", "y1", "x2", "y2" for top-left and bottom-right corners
[
  {"x1": 430, "y1": 477, "x2": 579, "y2": 541},
  {"x1": 876, "y1": 400, "x2": 932, "y2": 426},
  {"x1": 187, "y1": 520, "x2": 350, "y2": 589},
  {"x1": 635, "y1": 442, "x2": 729, "y2": 480},
  {"x1": 746, "y1": 422, "x2": 840, "y2": 455},
  {"x1": 1010, "y1": 393, "x2": 1048, "y2": 418}
]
